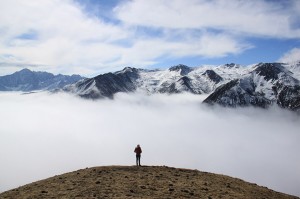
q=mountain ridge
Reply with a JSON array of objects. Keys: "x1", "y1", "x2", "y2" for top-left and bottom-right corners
[
  {"x1": 1, "y1": 62, "x2": 300, "y2": 111},
  {"x1": 0, "y1": 68, "x2": 84, "y2": 91}
]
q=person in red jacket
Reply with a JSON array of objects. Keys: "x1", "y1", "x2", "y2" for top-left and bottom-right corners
[{"x1": 134, "y1": 144, "x2": 142, "y2": 166}]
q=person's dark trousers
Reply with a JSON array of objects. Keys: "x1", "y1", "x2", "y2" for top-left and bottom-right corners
[{"x1": 136, "y1": 154, "x2": 141, "y2": 166}]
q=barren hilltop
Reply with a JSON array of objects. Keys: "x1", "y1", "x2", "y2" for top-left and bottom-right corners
[{"x1": 0, "y1": 166, "x2": 298, "y2": 199}]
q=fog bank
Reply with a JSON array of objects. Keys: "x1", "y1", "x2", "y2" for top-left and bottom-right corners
[{"x1": 0, "y1": 92, "x2": 299, "y2": 196}]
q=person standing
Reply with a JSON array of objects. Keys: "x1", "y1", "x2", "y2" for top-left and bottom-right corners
[{"x1": 134, "y1": 144, "x2": 142, "y2": 166}]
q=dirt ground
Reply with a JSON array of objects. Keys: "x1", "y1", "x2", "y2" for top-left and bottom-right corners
[{"x1": 0, "y1": 166, "x2": 298, "y2": 199}]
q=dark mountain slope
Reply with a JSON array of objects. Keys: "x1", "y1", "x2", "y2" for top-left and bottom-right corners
[{"x1": 64, "y1": 67, "x2": 138, "y2": 99}]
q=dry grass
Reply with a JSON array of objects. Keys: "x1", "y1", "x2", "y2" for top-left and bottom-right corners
[{"x1": 0, "y1": 166, "x2": 298, "y2": 199}]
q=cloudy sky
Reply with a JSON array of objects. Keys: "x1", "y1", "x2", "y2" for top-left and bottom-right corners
[{"x1": 0, "y1": 0, "x2": 300, "y2": 76}]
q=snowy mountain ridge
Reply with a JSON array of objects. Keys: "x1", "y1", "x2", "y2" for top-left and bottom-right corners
[{"x1": 64, "y1": 61, "x2": 300, "y2": 111}]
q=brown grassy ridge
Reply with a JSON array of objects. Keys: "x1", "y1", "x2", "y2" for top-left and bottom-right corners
[{"x1": 0, "y1": 165, "x2": 298, "y2": 199}]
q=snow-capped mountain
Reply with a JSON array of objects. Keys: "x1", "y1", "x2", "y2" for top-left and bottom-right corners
[
  {"x1": 63, "y1": 64, "x2": 232, "y2": 98},
  {"x1": 64, "y1": 69, "x2": 137, "y2": 99},
  {"x1": 64, "y1": 62, "x2": 300, "y2": 111},
  {"x1": 203, "y1": 63, "x2": 300, "y2": 111},
  {"x1": 0, "y1": 68, "x2": 83, "y2": 91}
]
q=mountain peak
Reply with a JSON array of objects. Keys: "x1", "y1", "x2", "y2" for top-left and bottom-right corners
[
  {"x1": 16, "y1": 68, "x2": 33, "y2": 75},
  {"x1": 116, "y1": 67, "x2": 140, "y2": 74},
  {"x1": 169, "y1": 64, "x2": 192, "y2": 75},
  {"x1": 223, "y1": 63, "x2": 240, "y2": 68},
  {"x1": 20, "y1": 68, "x2": 31, "y2": 72},
  {"x1": 169, "y1": 64, "x2": 189, "y2": 70}
]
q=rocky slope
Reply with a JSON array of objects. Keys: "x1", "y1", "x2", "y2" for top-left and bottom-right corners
[
  {"x1": 0, "y1": 68, "x2": 83, "y2": 91},
  {"x1": 0, "y1": 166, "x2": 298, "y2": 199}
]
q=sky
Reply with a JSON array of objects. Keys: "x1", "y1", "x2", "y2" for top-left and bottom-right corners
[
  {"x1": 0, "y1": 92, "x2": 299, "y2": 197},
  {"x1": 0, "y1": 0, "x2": 300, "y2": 77}
]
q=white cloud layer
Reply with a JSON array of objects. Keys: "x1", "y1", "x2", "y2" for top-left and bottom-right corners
[
  {"x1": 278, "y1": 48, "x2": 300, "y2": 63},
  {"x1": 1, "y1": 0, "x2": 299, "y2": 76},
  {"x1": 115, "y1": 0, "x2": 300, "y2": 38},
  {"x1": 0, "y1": 92, "x2": 299, "y2": 197}
]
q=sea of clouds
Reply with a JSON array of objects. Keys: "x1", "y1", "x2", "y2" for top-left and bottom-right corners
[{"x1": 0, "y1": 92, "x2": 299, "y2": 196}]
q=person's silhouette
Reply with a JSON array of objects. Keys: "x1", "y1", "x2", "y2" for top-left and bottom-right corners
[{"x1": 134, "y1": 144, "x2": 142, "y2": 166}]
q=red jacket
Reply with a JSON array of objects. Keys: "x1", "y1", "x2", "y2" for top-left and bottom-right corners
[{"x1": 134, "y1": 146, "x2": 142, "y2": 155}]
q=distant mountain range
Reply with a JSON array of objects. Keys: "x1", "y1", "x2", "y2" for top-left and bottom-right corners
[
  {"x1": 0, "y1": 68, "x2": 83, "y2": 91},
  {"x1": 2, "y1": 62, "x2": 300, "y2": 111}
]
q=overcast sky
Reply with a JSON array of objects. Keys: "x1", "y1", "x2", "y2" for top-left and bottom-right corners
[
  {"x1": 0, "y1": 92, "x2": 299, "y2": 197},
  {"x1": 0, "y1": 0, "x2": 300, "y2": 76}
]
